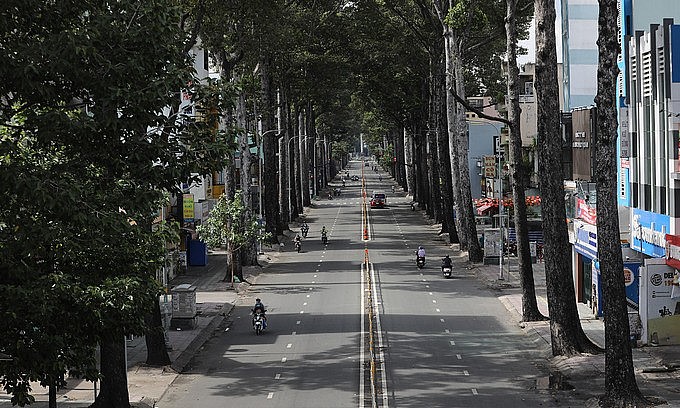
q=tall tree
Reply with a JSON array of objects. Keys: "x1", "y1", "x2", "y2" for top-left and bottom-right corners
[
  {"x1": 505, "y1": 0, "x2": 544, "y2": 321},
  {"x1": 594, "y1": 0, "x2": 649, "y2": 404},
  {"x1": 535, "y1": 0, "x2": 599, "y2": 355}
]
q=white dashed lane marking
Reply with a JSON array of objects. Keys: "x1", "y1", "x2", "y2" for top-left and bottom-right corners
[
  {"x1": 267, "y1": 392, "x2": 274, "y2": 399},
  {"x1": 275, "y1": 373, "x2": 281, "y2": 379}
]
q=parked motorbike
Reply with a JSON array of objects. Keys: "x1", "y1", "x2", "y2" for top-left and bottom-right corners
[
  {"x1": 416, "y1": 256, "x2": 425, "y2": 269},
  {"x1": 442, "y1": 266, "x2": 452, "y2": 278},
  {"x1": 253, "y1": 312, "x2": 265, "y2": 335}
]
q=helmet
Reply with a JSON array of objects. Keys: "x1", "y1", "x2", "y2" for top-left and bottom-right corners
[
  {"x1": 445, "y1": 255, "x2": 450, "y2": 258},
  {"x1": 256, "y1": 298, "x2": 261, "y2": 302},
  {"x1": 419, "y1": 246, "x2": 423, "y2": 250}
]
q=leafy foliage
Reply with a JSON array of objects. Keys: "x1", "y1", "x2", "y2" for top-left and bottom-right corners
[
  {"x1": 197, "y1": 191, "x2": 271, "y2": 251},
  {"x1": 0, "y1": 0, "x2": 232, "y2": 403}
]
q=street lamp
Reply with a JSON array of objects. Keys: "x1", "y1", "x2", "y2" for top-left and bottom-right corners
[
  {"x1": 256, "y1": 125, "x2": 281, "y2": 254},
  {"x1": 287, "y1": 134, "x2": 308, "y2": 219},
  {"x1": 468, "y1": 119, "x2": 505, "y2": 280}
]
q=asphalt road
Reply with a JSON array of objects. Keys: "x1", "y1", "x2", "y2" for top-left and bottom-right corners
[{"x1": 160, "y1": 160, "x2": 565, "y2": 408}]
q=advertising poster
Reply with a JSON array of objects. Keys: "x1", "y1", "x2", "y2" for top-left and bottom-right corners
[
  {"x1": 640, "y1": 259, "x2": 680, "y2": 345},
  {"x1": 483, "y1": 228, "x2": 501, "y2": 257}
]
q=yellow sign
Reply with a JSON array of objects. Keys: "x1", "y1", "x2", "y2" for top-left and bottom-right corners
[{"x1": 183, "y1": 194, "x2": 194, "y2": 221}]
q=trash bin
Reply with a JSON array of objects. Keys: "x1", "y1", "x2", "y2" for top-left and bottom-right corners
[{"x1": 188, "y1": 240, "x2": 207, "y2": 266}]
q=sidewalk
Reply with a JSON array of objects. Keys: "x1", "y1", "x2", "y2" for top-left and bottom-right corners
[
  {"x1": 446, "y1": 234, "x2": 680, "y2": 406},
  {"x1": 0, "y1": 250, "x2": 275, "y2": 408}
]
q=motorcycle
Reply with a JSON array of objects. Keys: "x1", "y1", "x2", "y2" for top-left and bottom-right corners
[
  {"x1": 295, "y1": 240, "x2": 302, "y2": 253},
  {"x1": 321, "y1": 234, "x2": 328, "y2": 245},
  {"x1": 252, "y1": 312, "x2": 266, "y2": 335},
  {"x1": 416, "y1": 256, "x2": 425, "y2": 269},
  {"x1": 301, "y1": 227, "x2": 309, "y2": 238},
  {"x1": 442, "y1": 266, "x2": 452, "y2": 278}
]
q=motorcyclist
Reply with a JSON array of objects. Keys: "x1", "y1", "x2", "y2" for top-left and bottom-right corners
[
  {"x1": 252, "y1": 298, "x2": 267, "y2": 328},
  {"x1": 441, "y1": 255, "x2": 452, "y2": 271},
  {"x1": 416, "y1": 246, "x2": 426, "y2": 262},
  {"x1": 342, "y1": 180, "x2": 346, "y2": 187},
  {"x1": 321, "y1": 226, "x2": 328, "y2": 243},
  {"x1": 379, "y1": 175, "x2": 382, "y2": 181},
  {"x1": 294, "y1": 233, "x2": 302, "y2": 250},
  {"x1": 300, "y1": 222, "x2": 309, "y2": 237}
]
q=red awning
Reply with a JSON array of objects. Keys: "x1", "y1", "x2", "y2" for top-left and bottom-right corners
[{"x1": 477, "y1": 203, "x2": 494, "y2": 215}]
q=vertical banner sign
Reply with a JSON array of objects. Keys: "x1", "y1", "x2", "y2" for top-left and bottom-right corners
[{"x1": 183, "y1": 194, "x2": 195, "y2": 222}]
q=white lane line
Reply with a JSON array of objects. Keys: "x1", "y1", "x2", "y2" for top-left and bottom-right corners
[
  {"x1": 300, "y1": 311, "x2": 304, "y2": 314},
  {"x1": 425, "y1": 285, "x2": 430, "y2": 288},
  {"x1": 306, "y1": 294, "x2": 310, "y2": 298},
  {"x1": 303, "y1": 302, "x2": 308, "y2": 306},
  {"x1": 314, "y1": 274, "x2": 318, "y2": 278},
  {"x1": 296, "y1": 320, "x2": 301, "y2": 325},
  {"x1": 432, "y1": 300, "x2": 437, "y2": 303},
  {"x1": 456, "y1": 354, "x2": 462, "y2": 360},
  {"x1": 463, "y1": 370, "x2": 470, "y2": 376},
  {"x1": 275, "y1": 373, "x2": 281, "y2": 379},
  {"x1": 312, "y1": 281, "x2": 316, "y2": 284},
  {"x1": 429, "y1": 292, "x2": 433, "y2": 295},
  {"x1": 319, "y1": 259, "x2": 323, "y2": 262},
  {"x1": 316, "y1": 269, "x2": 319, "y2": 272},
  {"x1": 309, "y1": 287, "x2": 313, "y2": 290},
  {"x1": 440, "y1": 318, "x2": 445, "y2": 323},
  {"x1": 267, "y1": 392, "x2": 274, "y2": 399},
  {"x1": 445, "y1": 329, "x2": 450, "y2": 333},
  {"x1": 369, "y1": 263, "x2": 389, "y2": 407},
  {"x1": 422, "y1": 279, "x2": 426, "y2": 282},
  {"x1": 471, "y1": 388, "x2": 479, "y2": 395},
  {"x1": 359, "y1": 261, "x2": 366, "y2": 408},
  {"x1": 450, "y1": 340, "x2": 456, "y2": 346},
  {"x1": 292, "y1": 331, "x2": 296, "y2": 335},
  {"x1": 436, "y1": 308, "x2": 441, "y2": 312},
  {"x1": 286, "y1": 343, "x2": 292, "y2": 349},
  {"x1": 281, "y1": 357, "x2": 287, "y2": 363}
]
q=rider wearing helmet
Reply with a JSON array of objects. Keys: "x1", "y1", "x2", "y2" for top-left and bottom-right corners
[
  {"x1": 441, "y1": 254, "x2": 452, "y2": 270},
  {"x1": 416, "y1": 246, "x2": 426, "y2": 262},
  {"x1": 253, "y1": 298, "x2": 267, "y2": 327}
]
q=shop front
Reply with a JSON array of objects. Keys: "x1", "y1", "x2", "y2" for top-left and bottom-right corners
[{"x1": 573, "y1": 219, "x2": 598, "y2": 312}]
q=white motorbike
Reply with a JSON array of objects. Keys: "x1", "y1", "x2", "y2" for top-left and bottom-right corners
[
  {"x1": 442, "y1": 266, "x2": 452, "y2": 278},
  {"x1": 253, "y1": 312, "x2": 266, "y2": 335}
]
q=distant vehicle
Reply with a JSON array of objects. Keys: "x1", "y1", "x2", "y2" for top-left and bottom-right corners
[
  {"x1": 370, "y1": 191, "x2": 386, "y2": 208},
  {"x1": 365, "y1": 162, "x2": 370, "y2": 167},
  {"x1": 351, "y1": 175, "x2": 359, "y2": 181}
]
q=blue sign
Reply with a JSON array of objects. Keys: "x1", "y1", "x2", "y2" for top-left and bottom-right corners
[
  {"x1": 623, "y1": 262, "x2": 640, "y2": 310},
  {"x1": 631, "y1": 209, "x2": 670, "y2": 258}
]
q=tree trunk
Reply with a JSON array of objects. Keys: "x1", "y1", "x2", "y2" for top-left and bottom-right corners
[
  {"x1": 48, "y1": 377, "x2": 56, "y2": 408},
  {"x1": 298, "y1": 109, "x2": 308, "y2": 208},
  {"x1": 535, "y1": 0, "x2": 599, "y2": 356},
  {"x1": 237, "y1": 84, "x2": 258, "y2": 266},
  {"x1": 224, "y1": 158, "x2": 236, "y2": 283},
  {"x1": 443, "y1": 31, "x2": 466, "y2": 248},
  {"x1": 92, "y1": 336, "x2": 130, "y2": 408},
  {"x1": 427, "y1": 126, "x2": 442, "y2": 222},
  {"x1": 288, "y1": 103, "x2": 299, "y2": 221},
  {"x1": 506, "y1": 0, "x2": 545, "y2": 322},
  {"x1": 259, "y1": 56, "x2": 282, "y2": 238},
  {"x1": 278, "y1": 88, "x2": 289, "y2": 226},
  {"x1": 144, "y1": 295, "x2": 170, "y2": 366},
  {"x1": 595, "y1": 0, "x2": 648, "y2": 404},
  {"x1": 403, "y1": 127, "x2": 415, "y2": 195},
  {"x1": 451, "y1": 36, "x2": 483, "y2": 262},
  {"x1": 436, "y1": 52, "x2": 459, "y2": 243},
  {"x1": 301, "y1": 103, "x2": 312, "y2": 206}
]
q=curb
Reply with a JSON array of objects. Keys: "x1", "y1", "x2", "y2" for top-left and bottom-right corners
[{"x1": 170, "y1": 302, "x2": 235, "y2": 373}]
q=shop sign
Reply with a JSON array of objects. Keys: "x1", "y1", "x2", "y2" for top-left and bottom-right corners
[
  {"x1": 631, "y1": 209, "x2": 669, "y2": 257},
  {"x1": 666, "y1": 234, "x2": 680, "y2": 270},
  {"x1": 576, "y1": 197, "x2": 597, "y2": 225},
  {"x1": 183, "y1": 194, "x2": 194, "y2": 222},
  {"x1": 574, "y1": 219, "x2": 597, "y2": 259},
  {"x1": 483, "y1": 228, "x2": 501, "y2": 257}
]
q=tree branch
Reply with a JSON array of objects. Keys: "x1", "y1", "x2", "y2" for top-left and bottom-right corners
[{"x1": 447, "y1": 86, "x2": 511, "y2": 126}]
